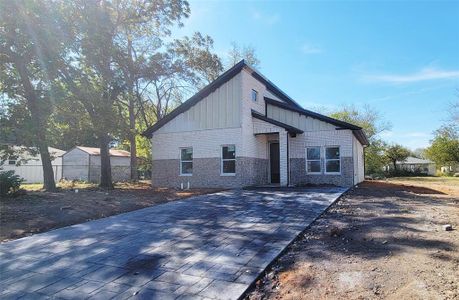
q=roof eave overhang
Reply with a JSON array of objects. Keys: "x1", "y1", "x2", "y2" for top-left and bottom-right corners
[{"x1": 265, "y1": 97, "x2": 369, "y2": 146}]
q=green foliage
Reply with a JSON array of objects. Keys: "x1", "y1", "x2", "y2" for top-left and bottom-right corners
[
  {"x1": 425, "y1": 124, "x2": 459, "y2": 167},
  {"x1": 384, "y1": 168, "x2": 429, "y2": 178},
  {"x1": 329, "y1": 105, "x2": 392, "y2": 175},
  {"x1": 364, "y1": 139, "x2": 389, "y2": 175},
  {"x1": 329, "y1": 105, "x2": 391, "y2": 140},
  {"x1": 0, "y1": 170, "x2": 24, "y2": 197},
  {"x1": 384, "y1": 144, "x2": 411, "y2": 169}
]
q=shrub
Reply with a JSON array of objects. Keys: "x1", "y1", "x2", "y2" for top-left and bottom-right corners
[
  {"x1": 384, "y1": 168, "x2": 429, "y2": 178},
  {"x1": 0, "y1": 170, "x2": 24, "y2": 197}
]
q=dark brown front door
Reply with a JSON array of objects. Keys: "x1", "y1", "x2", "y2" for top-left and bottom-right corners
[{"x1": 269, "y1": 142, "x2": 280, "y2": 184}]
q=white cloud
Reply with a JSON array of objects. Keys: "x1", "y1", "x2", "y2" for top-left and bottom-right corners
[
  {"x1": 301, "y1": 43, "x2": 322, "y2": 54},
  {"x1": 251, "y1": 10, "x2": 280, "y2": 25},
  {"x1": 363, "y1": 67, "x2": 459, "y2": 84},
  {"x1": 364, "y1": 83, "x2": 450, "y2": 103}
]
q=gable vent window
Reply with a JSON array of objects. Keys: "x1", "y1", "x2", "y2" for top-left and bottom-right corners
[
  {"x1": 180, "y1": 147, "x2": 193, "y2": 175},
  {"x1": 251, "y1": 89, "x2": 258, "y2": 102},
  {"x1": 221, "y1": 145, "x2": 236, "y2": 175}
]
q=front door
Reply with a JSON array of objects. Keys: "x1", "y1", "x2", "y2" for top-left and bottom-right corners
[{"x1": 269, "y1": 142, "x2": 280, "y2": 184}]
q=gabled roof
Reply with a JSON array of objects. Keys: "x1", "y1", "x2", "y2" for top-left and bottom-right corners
[
  {"x1": 397, "y1": 157, "x2": 434, "y2": 164},
  {"x1": 251, "y1": 110, "x2": 304, "y2": 135},
  {"x1": 5, "y1": 146, "x2": 65, "y2": 159},
  {"x1": 142, "y1": 60, "x2": 303, "y2": 138},
  {"x1": 142, "y1": 60, "x2": 369, "y2": 146},
  {"x1": 75, "y1": 146, "x2": 130, "y2": 157},
  {"x1": 265, "y1": 97, "x2": 361, "y2": 130},
  {"x1": 264, "y1": 97, "x2": 369, "y2": 145}
]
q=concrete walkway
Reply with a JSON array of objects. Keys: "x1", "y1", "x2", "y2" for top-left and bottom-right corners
[{"x1": 0, "y1": 187, "x2": 345, "y2": 300}]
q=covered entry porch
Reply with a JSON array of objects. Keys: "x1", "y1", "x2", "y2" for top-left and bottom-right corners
[{"x1": 251, "y1": 110, "x2": 304, "y2": 187}]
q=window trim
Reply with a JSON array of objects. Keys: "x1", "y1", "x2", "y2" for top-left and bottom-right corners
[
  {"x1": 8, "y1": 160, "x2": 16, "y2": 165},
  {"x1": 251, "y1": 89, "x2": 258, "y2": 102},
  {"x1": 306, "y1": 146, "x2": 322, "y2": 175},
  {"x1": 179, "y1": 147, "x2": 193, "y2": 176},
  {"x1": 324, "y1": 146, "x2": 341, "y2": 175},
  {"x1": 221, "y1": 144, "x2": 236, "y2": 176}
]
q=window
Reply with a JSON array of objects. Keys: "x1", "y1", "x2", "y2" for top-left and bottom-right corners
[
  {"x1": 325, "y1": 146, "x2": 340, "y2": 174},
  {"x1": 251, "y1": 89, "x2": 258, "y2": 102},
  {"x1": 180, "y1": 147, "x2": 193, "y2": 175},
  {"x1": 221, "y1": 145, "x2": 236, "y2": 175},
  {"x1": 306, "y1": 147, "x2": 321, "y2": 174},
  {"x1": 8, "y1": 160, "x2": 16, "y2": 165}
]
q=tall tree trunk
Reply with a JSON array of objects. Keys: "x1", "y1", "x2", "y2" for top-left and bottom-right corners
[
  {"x1": 14, "y1": 58, "x2": 56, "y2": 191},
  {"x1": 99, "y1": 133, "x2": 113, "y2": 189},
  {"x1": 38, "y1": 140, "x2": 56, "y2": 191},
  {"x1": 392, "y1": 160, "x2": 397, "y2": 170},
  {"x1": 128, "y1": 97, "x2": 138, "y2": 181},
  {"x1": 126, "y1": 38, "x2": 138, "y2": 181}
]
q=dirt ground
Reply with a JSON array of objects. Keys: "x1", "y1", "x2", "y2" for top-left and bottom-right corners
[
  {"x1": 0, "y1": 181, "x2": 220, "y2": 242},
  {"x1": 247, "y1": 180, "x2": 459, "y2": 300}
]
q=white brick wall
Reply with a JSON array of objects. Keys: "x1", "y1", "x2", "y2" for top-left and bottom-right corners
[
  {"x1": 279, "y1": 130, "x2": 288, "y2": 186},
  {"x1": 289, "y1": 130, "x2": 354, "y2": 159},
  {"x1": 152, "y1": 128, "x2": 243, "y2": 160}
]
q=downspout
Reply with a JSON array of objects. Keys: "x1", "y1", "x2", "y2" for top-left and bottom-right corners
[
  {"x1": 352, "y1": 134, "x2": 355, "y2": 185},
  {"x1": 363, "y1": 146, "x2": 366, "y2": 178},
  {"x1": 88, "y1": 154, "x2": 91, "y2": 182},
  {"x1": 287, "y1": 133, "x2": 290, "y2": 186}
]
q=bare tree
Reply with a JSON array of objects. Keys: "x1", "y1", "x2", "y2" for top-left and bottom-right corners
[{"x1": 227, "y1": 42, "x2": 260, "y2": 69}]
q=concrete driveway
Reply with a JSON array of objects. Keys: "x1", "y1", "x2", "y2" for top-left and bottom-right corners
[{"x1": 0, "y1": 187, "x2": 346, "y2": 300}]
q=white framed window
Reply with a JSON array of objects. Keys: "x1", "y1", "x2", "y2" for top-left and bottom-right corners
[
  {"x1": 251, "y1": 89, "x2": 258, "y2": 102},
  {"x1": 325, "y1": 146, "x2": 341, "y2": 174},
  {"x1": 8, "y1": 160, "x2": 16, "y2": 165},
  {"x1": 221, "y1": 145, "x2": 236, "y2": 175},
  {"x1": 306, "y1": 147, "x2": 321, "y2": 174},
  {"x1": 180, "y1": 147, "x2": 193, "y2": 176}
]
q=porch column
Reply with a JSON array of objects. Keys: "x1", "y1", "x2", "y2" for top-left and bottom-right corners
[{"x1": 279, "y1": 130, "x2": 288, "y2": 186}]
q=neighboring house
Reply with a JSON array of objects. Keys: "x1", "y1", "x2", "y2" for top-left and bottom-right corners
[
  {"x1": 0, "y1": 146, "x2": 65, "y2": 183},
  {"x1": 143, "y1": 61, "x2": 368, "y2": 188},
  {"x1": 440, "y1": 165, "x2": 459, "y2": 174},
  {"x1": 383, "y1": 156, "x2": 436, "y2": 175},
  {"x1": 62, "y1": 146, "x2": 131, "y2": 182}
]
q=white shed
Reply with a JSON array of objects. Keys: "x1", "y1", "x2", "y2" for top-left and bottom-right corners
[
  {"x1": 62, "y1": 146, "x2": 131, "y2": 182},
  {"x1": 0, "y1": 146, "x2": 65, "y2": 183}
]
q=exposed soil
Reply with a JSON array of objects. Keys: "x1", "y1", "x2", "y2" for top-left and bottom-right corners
[
  {"x1": 247, "y1": 181, "x2": 459, "y2": 300},
  {"x1": 0, "y1": 182, "x2": 220, "y2": 242}
]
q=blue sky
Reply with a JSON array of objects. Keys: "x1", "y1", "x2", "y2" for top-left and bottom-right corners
[{"x1": 174, "y1": 0, "x2": 459, "y2": 149}]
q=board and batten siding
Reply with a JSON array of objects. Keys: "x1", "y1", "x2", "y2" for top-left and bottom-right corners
[
  {"x1": 267, "y1": 104, "x2": 337, "y2": 132},
  {"x1": 155, "y1": 73, "x2": 242, "y2": 134},
  {"x1": 240, "y1": 68, "x2": 288, "y2": 159}
]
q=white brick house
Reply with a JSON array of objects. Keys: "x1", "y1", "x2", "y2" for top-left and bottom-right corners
[{"x1": 143, "y1": 61, "x2": 368, "y2": 188}]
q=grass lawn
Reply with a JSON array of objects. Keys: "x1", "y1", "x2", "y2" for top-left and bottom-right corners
[
  {"x1": 1, "y1": 181, "x2": 221, "y2": 242},
  {"x1": 383, "y1": 176, "x2": 459, "y2": 197},
  {"x1": 20, "y1": 180, "x2": 144, "y2": 192}
]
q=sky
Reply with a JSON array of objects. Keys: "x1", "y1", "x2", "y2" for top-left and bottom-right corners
[{"x1": 173, "y1": 0, "x2": 459, "y2": 150}]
